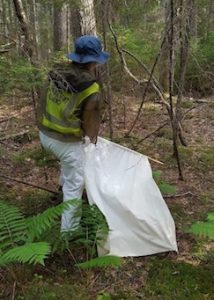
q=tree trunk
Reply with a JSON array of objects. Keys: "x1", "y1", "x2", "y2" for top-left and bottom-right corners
[
  {"x1": 101, "y1": 0, "x2": 113, "y2": 139},
  {"x1": 159, "y1": 0, "x2": 176, "y2": 94},
  {"x1": 79, "y1": 0, "x2": 97, "y2": 36},
  {"x1": 70, "y1": 0, "x2": 97, "y2": 40},
  {"x1": 53, "y1": 2, "x2": 67, "y2": 51},
  {"x1": 168, "y1": 0, "x2": 184, "y2": 180},
  {"x1": 159, "y1": 0, "x2": 170, "y2": 93},
  {"x1": 176, "y1": 0, "x2": 191, "y2": 120},
  {"x1": 29, "y1": 0, "x2": 39, "y2": 60},
  {"x1": 1, "y1": 0, "x2": 9, "y2": 42},
  {"x1": 12, "y1": 0, "x2": 33, "y2": 59},
  {"x1": 70, "y1": 6, "x2": 82, "y2": 41}
]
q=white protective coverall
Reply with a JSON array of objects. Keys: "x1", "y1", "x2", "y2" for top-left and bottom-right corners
[{"x1": 39, "y1": 131, "x2": 85, "y2": 231}]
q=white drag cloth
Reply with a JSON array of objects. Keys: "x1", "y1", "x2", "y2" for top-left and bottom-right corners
[{"x1": 84, "y1": 138, "x2": 178, "y2": 257}]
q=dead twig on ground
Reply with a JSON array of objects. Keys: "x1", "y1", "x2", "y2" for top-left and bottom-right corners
[
  {"x1": 164, "y1": 191, "x2": 194, "y2": 198},
  {"x1": 0, "y1": 140, "x2": 19, "y2": 149},
  {"x1": 0, "y1": 173, "x2": 57, "y2": 194},
  {"x1": 11, "y1": 281, "x2": 16, "y2": 300},
  {"x1": 136, "y1": 121, "x2": 169, "y2": 144},
  {"x1": 0, "y1": 113, "x2": 20, "y2": 124},
  {"x1": 0, "y1": 130, "x2": 30, "y2": 141}
]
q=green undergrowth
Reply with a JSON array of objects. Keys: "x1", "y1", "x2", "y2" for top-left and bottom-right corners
[
  {"x1": 189, "y1": 212, "x2": 214, "y2": 239},
  {"x1": 144, "y1": 258, "x2": 214, "y2": 300},
  {"x1": 153, "y1": 170, "x2": 176, "y2": 195},
  {"x1": 178, "y1": 146, "x2": 214, "y2": 171},
  {"x1": 17, "y1": 280, "x2": 91, "y2": 300},
  {"x1": 170, "y1": 193, "x2": 213, "y2": 232},
  {"x1": 8, "y1": 257, "x2": 214, "y2": 300},
  {"x1": 157, "y1": 127, "x2": 172, "y2": 140},
  {"x1": 155, "y1": 143, "x2": 214, "y2": 174},
  {"x1": 12, "y1": 146, "x2": 56, "y2": 167},
  {"x1": 169, "y1": 203, "x2": 194, "y2": 230},
  {"x1": 4, "y1": 189, "x2": 53, "y2": 216},
  {"x1": 191, "y1": 239, "x2": 214, "y2": 262}
]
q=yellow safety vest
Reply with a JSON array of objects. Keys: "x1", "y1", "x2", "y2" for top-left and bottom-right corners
[{"x1": 41, "y1": 82, "x2": 100, "y2": 137}]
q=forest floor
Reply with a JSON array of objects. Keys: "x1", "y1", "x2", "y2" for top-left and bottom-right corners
[{"x1": 0, "y1": 93, "x2": 214, "y2": 300}]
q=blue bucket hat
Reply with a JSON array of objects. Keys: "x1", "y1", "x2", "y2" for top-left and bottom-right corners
[{"x1": 67, "y1": 35, "x2": 110, "y2": 64}]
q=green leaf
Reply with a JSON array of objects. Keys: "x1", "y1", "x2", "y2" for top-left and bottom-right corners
[
  {"x1": 75, "y1": 255, "x2": 122, "y2": 269},
  {"x1": 0, "y1": 242, "x2": 51, "y2": 266}
]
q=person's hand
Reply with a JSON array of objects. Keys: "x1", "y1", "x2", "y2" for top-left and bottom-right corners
[
  {"x1": 83, "y1": 136, "x2": 97, "y2": 146},
  {"x1": 83, "y1": 136, "x2": 91, "y2": 146},
  {"x1": 90, "y1": 136, "x2": 97, "y2": 144}
]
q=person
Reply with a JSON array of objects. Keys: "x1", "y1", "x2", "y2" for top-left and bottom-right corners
[{"x1": 38, "y1": 35, "x2": 110, "y2": 232}]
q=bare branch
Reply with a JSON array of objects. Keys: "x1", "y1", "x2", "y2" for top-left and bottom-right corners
[
  {"x1": 164, "y1": 191, "x2": 194, "y2": 198},
  {"x1": 137, "y1": 121, "x2": 169, "y2": 144}
]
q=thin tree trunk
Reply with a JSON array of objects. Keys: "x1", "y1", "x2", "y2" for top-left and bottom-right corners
[
  {"x1": 176, "y1": 0, "x2": 191, "y2": 147},
  {"x1": 159, "y1": 0, "x2": 170, "y2": 93},
  {"x1": 2, "y1": 0, "x2": 9, "y2": 42},
  {"x1": 29, "y1": 0, "x2": 39, "y2": 61},
  {"x1": 13, "y1": 0, "x2": 33, "y2": 60},
  {"x1": 70, "y1": 0, "x2": 97, "y2": 41},
  {"x1": 70, "y1": 5, "x2": 82, "y2": 41},
  {"x1": 169, "y1": 0, "x2": 183, "y2": 180},
  {"x1": 80, "y1": 0, "x2": 97, "y2": 36},
  {"x1": 102, "y1": 0, "x2": 113, "y2": 139},
  {"x1": 53, "y1": 2, "x2": 67, "y2": 51}
]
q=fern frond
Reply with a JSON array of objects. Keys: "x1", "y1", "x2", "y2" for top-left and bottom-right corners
[
  {"x1": 75, "y1": 255, "x2": 122, "y2": 269},
  {"x1": 0, "y1": 242, "x2": 51, "y2": 266},
  {"x1": 0, "y1": 201, "x2": 27, "y2": 251},
  {"x1": 190, "y1": 222, "x2": 214, "y2": 240},
  {"x1": 26, "y1": 199, "x2": 80, "y2": 240},
  {"x1": 207, "y1": 213, "x2": 214, "y2": 222}
]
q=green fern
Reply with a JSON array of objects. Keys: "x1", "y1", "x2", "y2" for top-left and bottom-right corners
[
  {"x1": 70, "y1": 203, "x2": 109, "y2": 257},
  {"x1": 0, "y1": 242, "x2": 51, "y2": 266},
  {"x1": 26, "y1": 199, "x2": 80, "y2": 240},
  {"x1": 0, "y1": 200, "x2": 78, "y2": 266},
  {"x1": 0, "y1": 200, "x2": 111, "y2": 267},
  {"x1": 75, "y1": 255, "x2": 122, "y2": 269},
  {"x1": 189, "y1": 214, "x2": 214, "y2": 240},
  {"x1": 0, "y1": 201, "x2": 27, "y2": 251}
]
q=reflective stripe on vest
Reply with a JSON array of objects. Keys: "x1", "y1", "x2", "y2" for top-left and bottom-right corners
[{"x1": 41, "y1": 82, "x2": 100, "y2": 136}]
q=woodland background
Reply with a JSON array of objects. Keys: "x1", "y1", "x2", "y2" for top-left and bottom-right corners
[{"x1": 0, "y1": 0, "x2": 214, "y2": 299}]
